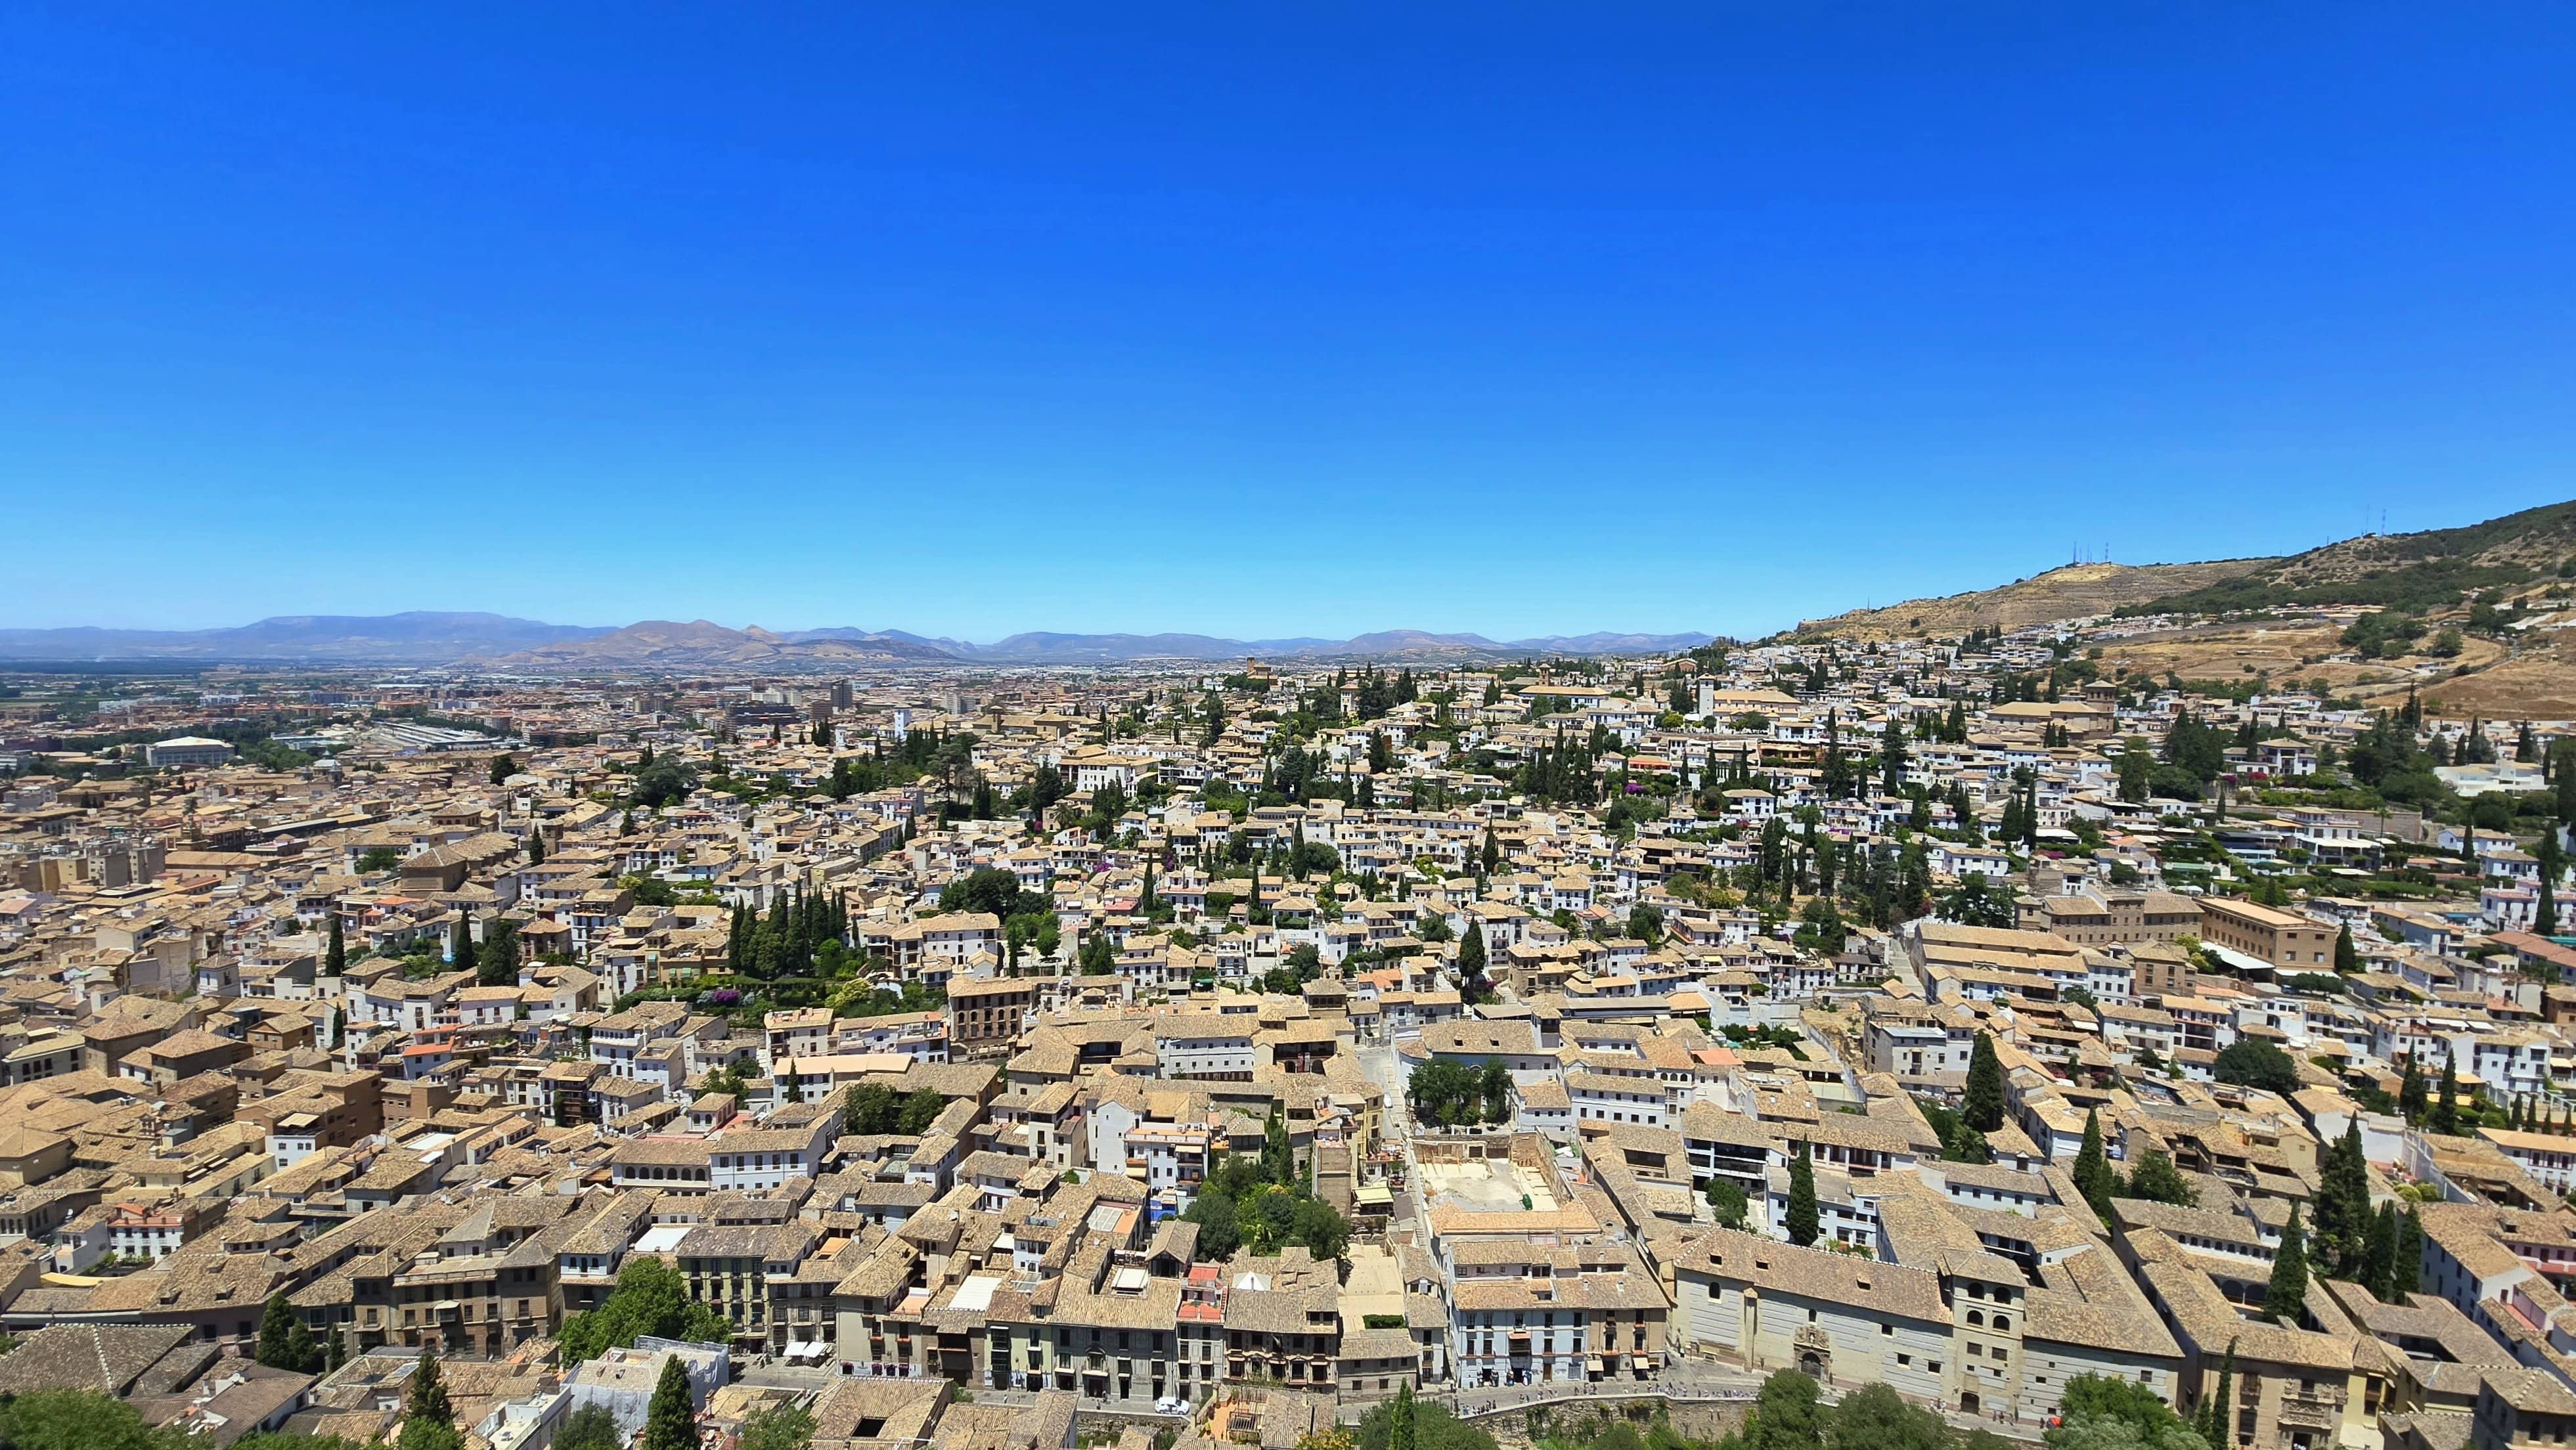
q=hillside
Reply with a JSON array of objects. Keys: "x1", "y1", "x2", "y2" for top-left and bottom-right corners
[
  {"x1": 2123, "y1": 499, "x2": 2576, "y2": 617},
  {"x1": 1796, "y1": 560, "x2": 2274, "y2": 642},
  {"x1": 480, "y1": 620, "x2": 959, "y2": 670},
  {"x1": 0, "y1": 612, "x2": 610, "y2": 663}
]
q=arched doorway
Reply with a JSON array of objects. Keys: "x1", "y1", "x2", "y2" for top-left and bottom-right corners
[
  {"x1": 1960, "y1": 1392, "x2": 1982, "y2": 1415},
  {"x1": 1799, "y1": 1351, "x2": 1823, "y2": 1379}
]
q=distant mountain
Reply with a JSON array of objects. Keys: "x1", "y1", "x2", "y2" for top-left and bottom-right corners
[
  {"x1": 0, "y1": 611, "x2": 611, "y2": 663},
  {"x1": 481, "y1": 620, "x2": 960, "y2": 670},
  {"x1": 967, "y1": 632, "x2": 1272, "y2": 663},
  {"x1": 2120, "y1": 499, "x2": 2576, "y2": 617},
  {"x1": 950, "y1": 629, "x2": 1711, "y2": 662},
  {"x1": 0, "y1": 612, "x2": 1712, "y2": 669},
  {"x1": 785, "y1": 626, "x2": 982, "y2": 654},
  {"x1": 1796, "y1": 561, "x2": 2275, "y2": 642},
  {"x1": 1512, "y1": 631, "x2": 1723, "y2": 655}
]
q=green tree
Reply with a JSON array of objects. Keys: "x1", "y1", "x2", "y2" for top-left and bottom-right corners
[
  {"x1": 2194, "y1": 1341, "x2": 2236, "y2": 1448},
  {"x1": 2314, "y1": 1122, "x2": 2370, "y2": 1278},
  {"x1": 1478, "y1": 1059, "x2": 1513, "y2": 1126},
  {"x1": 898, "y1": 1087, "x2": 947, "y2": 1134},
  {"x1": 2072, "y1": 1110, "x2": 2116, "y2": 1224},
  {"x1": 1626, "y1": 903, "x2": 1664, "y2": 944},
  {"x1": 737, "y1": 1403, "x2": 815, "y2": 1450},
  {"x1": 1293, "y1": 1197, "x2": 1350, "y2": 1261},
  {"x1": 1747, "y1": 1369, "x2": 1825, "y2": 1450},
  {"x1": 558, "y1": 1257, "x2": 733, "y2": 1362},
  {"x1": 2055, "y1": 1373, "x2": 2202, "y2": 1443},
  {"x1": 2399, "y1": 1055, "x2": 2428, "y2": 1123},
  {"x1": 1262, "y1": 1105, "x2": 1294, "y2": 1185},
  {"x1": 2361, "y1": 1200, "x2": 2401, "y2": 1303},
  {"x1": 2432, "y1": 1049, "x2": 2462, "y2": 1136},
  {"x1": 2123, "y1": 1149, "x2": 2196, "y2": 1207},
  {"x1": 2049, "y1": 1374, "x2": 2210, "y2": 1450},
  {"x1": 2115, "y1": 741, "x2": 2156, "y2": 804},
  {"x1": 0, "y1": 1391, "x2": 181, "y2": 1450},
  {"x1": 489, "y1": 753, "x2": 518, "y2": 785},
  {"x1": 1963, "y1": 1031, "x2": 2006, "y2": 1132},
  {"x1": 2210, "y1": 1040, "x2": 2299, "y2": 1096},
  {"x1": 324, "y1": 914, "x2": 346, "y2": 977},
  {"x1": 2334, "y1": 923, "x2": 2361, "y2": 973},
  {"x1": 400, "y1": 1351, "x2": 460, "y2": 1450},
  {"x1": 449, "y1": 906, "x2": 476, "y2": 978},
  {"x1": 1706, "y1": 1177, "x2": 1749, "y2": 1229},
  {"x1": 2393, "y1": 1208, "x2": 2425, "y2": 1299},
  {"x1": 1827, "y1": 1383, "x2": 1948, "y2": 1450},
  {"x1": 1785, "y1": 1140, "x2": 1819, "y2": 1247},
  {"x1": 1354, "y1": 1384, "x2": 1496, "y2": 1450},
  {"x1": 1388, "y1": 1382, "x2": 1416, "y2": 1450},
  {"x1": 1454, "y1": 921, "x2": 1490, "y2": 1002},
  {"x1": 256, "y1": 1291, "x2": 321, "y2": 1373},
  {"x1": 1184, "y1": 1187, "x2": 1241, "y2": 1260},
  {"x1": 556, "y1": 1407, "x2": 622, "y2": 1450},
  {"x1": 644, "y1": 1353, "x2": 698, "y2": 1450},
  {"x1": 2262, "y1": 1208, "x2": 2309, "y2": 1325},
  {"x1": 842, "y1": 1082, "x2": 901, "y2": 1137},
  {"x1": 477, "y1": 919, "x2": 520, "y2": 987}
]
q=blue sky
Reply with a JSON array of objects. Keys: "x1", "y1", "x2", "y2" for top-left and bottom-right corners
[{"x1": 5, "y1": 4, "x2": 2572, "y2": 641}]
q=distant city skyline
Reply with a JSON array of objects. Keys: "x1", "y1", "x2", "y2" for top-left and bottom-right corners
[{"x1": 7, "y1": 6, "x2": 2573, "y2": 636}]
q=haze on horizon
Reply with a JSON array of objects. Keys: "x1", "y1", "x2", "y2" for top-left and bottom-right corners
[{"x1": 5, "y1": 5, "x2": 2572, "y2": 640}]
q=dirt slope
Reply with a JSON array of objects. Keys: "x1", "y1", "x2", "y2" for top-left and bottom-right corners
[{"x1": 1797, "y1": 560, "x2": 2273, "y2": 642}]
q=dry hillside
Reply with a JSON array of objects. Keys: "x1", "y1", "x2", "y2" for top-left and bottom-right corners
[
  {"x1": 2424, "y1": 630, "x2": 2576, "y2": 720},
  {"x1": 1797, "y1": 560, "x2": 2273, "y2": 642}
]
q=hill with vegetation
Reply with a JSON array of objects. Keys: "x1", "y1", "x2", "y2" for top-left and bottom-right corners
[
  {"x1": 2121, "y1": 499, "x2": 2576, "y2": 617},
  {"x1": 1796, "y1": 559, "x2": 2273, "y2": 641}
]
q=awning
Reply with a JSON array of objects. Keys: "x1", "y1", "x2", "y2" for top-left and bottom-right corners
[
  {"x1": 1586, "y1": 1356, "x2": 1605, "y2": 1374},
  {"x1": 786, "y1": 1341, "x2": 828, "y2": 1361}
]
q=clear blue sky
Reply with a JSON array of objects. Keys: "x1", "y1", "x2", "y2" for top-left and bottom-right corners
[{"x1": 6, "y1": 5, "x2": 2572, "y2": 641}]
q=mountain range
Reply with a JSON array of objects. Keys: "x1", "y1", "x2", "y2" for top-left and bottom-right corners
[
  {"x1": 18, "y1": 500, "x2": 2561, "y2": 669},
  {"x1": 0, "y1": 613, "x2": 1716, "y2": 669}
]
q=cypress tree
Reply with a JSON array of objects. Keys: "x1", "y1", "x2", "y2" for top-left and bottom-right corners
[
  {"x1": 2199, "y1": 1340, "x2": 2236, "y2": 1447},
  {"x1": 2363, "y1": 1200, "x2": 2401, "y2": 1303},
  {"x1": 644, "y1": 1353, "x2": 697, "y2": 1450},
  {"x1": 2263, "y1": 1206, "x2": 2309, "y2": 1325},
  {"x1": 324, "y1": 914, "x2": 346, "y2": 977},
  {"x1": 255, "y1": 1292, "x2": 301, "y2": 1370},
  {"x1": 1455, "y1": 922, "x2": 1488, "y2": 1003},
  {"x1": 451, "y1": 906, "x2": 475, "y2": 977},
  {"x1": 2399, "y1": 1055, "x2": 2428, "y2": 1124},
  {"x1": 1785, "y1": 1139, "x2": 1820, "y2": 1247},
  {"x1": 2316, "y1": 1121, "x2": 2370, "y2": 1277},
  {"x1": 2072, "y1": 1109, "x2": 2115, "y2": 1225},
  {"x1": 477, "y1": 919, "x2": 519, "y2": 987},
  {"x1": 1389, "y1": 1381, "x2": 1415, "y2": 1450},
  {"x1": 2433, "y1": 1049, "x2": 2462, "y2": 1136},
  {"x1": 2394, "y1": 1208, "x2": 2425, "y2": 1299},
  {"x1": 2334, "y1": 923, "x2": 2361, "y2": 973},
  {"x1": 1963, "y1": 1031, "x2": 2006, "y2": 1132},
  {"x1": 527, "y1": 830, "x2": 546, "y2": 866},
  {"x1": 401, "y1": 1350, "x2": 459, "y2": 1450},
  {"x1": 326, "y1": 1320, "x2": 346, "y2": 1371}
]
